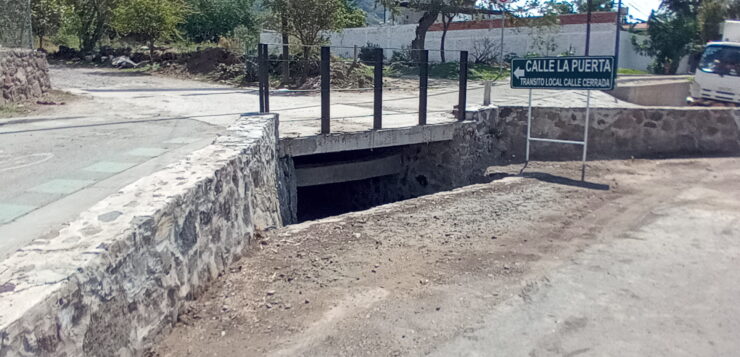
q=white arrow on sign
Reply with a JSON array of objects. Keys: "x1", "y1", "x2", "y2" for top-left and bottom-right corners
[{"x1": 514, "y1": 67, "x2": 525, "y2": 79}]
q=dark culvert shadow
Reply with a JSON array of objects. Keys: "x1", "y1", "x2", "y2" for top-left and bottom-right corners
[
  {"x1": 85, "y1": 71, "x2": 152, "y2": 77},
  {"x1": 520, "y1": 172, "x2": 611, "y2": 191}
]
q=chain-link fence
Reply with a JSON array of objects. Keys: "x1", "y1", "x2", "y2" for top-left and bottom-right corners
[{"x1": 0, "y1": 0, "x2": 33, "y2": 49}]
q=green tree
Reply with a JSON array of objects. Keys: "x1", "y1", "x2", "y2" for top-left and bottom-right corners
[
  {"x1": 32, "y1": 0, "x2": 67, "y2": 48},
  {"x1": 267, "y1": 0, "x2": 355, "y2": 80},
  {"x1": 182, "y1": 0, "x2": 260, "y2": 43},
  {"x1": 112, "y1": 0, "x2": 187, "y2": 60},
  {"x1": 377, "y1": 0, "x2": 478, "y2": 58},
  {"x1": 64, "y1": 0, "x2": 119, "y2": 53},
  {"x1": 574, "y1": 0, "x2": 614, "y2": 13},
  {"x1": 633, "y1": 9, "x2": 696, "y2": 74},
  {"x1": 338, "y1": 0, "x2": 367, "y2": 28}
]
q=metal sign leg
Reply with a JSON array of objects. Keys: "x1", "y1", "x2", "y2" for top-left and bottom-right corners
[
  {"x1": 526, "y1": 89, "x2": 533, "y2": 163},
  {"x1": 582, "y1": 90, "x2": 592, "y2": 181}
]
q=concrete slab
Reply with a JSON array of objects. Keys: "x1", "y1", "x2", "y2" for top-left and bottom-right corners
[
  {"x1": 28, "y1": 179, "x2": 95, "y2": 195},
  {"x1": 82, "y1": 161, "x2": 137, "y2": 173},
  {"x1": 280, "y1": 121, "x2": 457, "y2": 157},
  {"x1": 296, "y1": 153, "x2": 403, "y2": 187}
]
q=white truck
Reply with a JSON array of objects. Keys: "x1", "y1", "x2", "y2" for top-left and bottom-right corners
[{"x1": 689, "y1": 20, "x2": 740, "y2": 106}]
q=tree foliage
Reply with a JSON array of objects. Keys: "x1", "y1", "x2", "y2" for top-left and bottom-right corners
[
  {"x1": 32, "y1": 0, "x2": 68, "y2": 48},
  {"x1": 112, "y1": 0, "x2": 188, "y2": 59},
  {"x1": 636, "y1": 0, "x2": 739, "y2": 74},
  {"x1": 633, "y1": 9, "x2": 696, "y2": 74},
  {"x1": 182, "y1": 0, "x2": 260, "y2": 43},
  {"x1": 267, "y1": 0, "x2": 364, "y2": 52},
  {"x1": 64, "y1": 0, "x2": 119, "y2": 53}
]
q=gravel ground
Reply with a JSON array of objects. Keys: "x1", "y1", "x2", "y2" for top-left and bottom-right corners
[{"x1": 151, "y1": 157, "x2": 740, "y2": 356}]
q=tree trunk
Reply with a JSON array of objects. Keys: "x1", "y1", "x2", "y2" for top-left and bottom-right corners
[
  {"x1": 301, "y1": 46, "x2": 310, "y2": 83},
  {"x1": 39, "y1": 36, "x2": 43, "y2": 50},
  {"x1": 149, "y1": 40, "x2": 155, "y2": 63},
  {"x1": 440, "y1": 16, "x2": 451, "y2": 63},
  {"x1": 281, "y1": 14, "x2": 290, "y2": 84},
  {"x1": 411, "y1": 10, "x2": 440, "y2": 61}
]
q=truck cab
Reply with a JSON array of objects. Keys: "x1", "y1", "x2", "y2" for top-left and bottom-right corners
[{"x1": 689, "y1": 21, "x2": 740, "y2": 105}]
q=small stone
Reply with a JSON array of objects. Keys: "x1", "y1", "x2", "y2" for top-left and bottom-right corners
[
  {"x1": 220, "y1": 331, "x2": 226, "y2": 337},
  {"x1": 266, "y1": 290, "x2": 275, "y2": 296}
]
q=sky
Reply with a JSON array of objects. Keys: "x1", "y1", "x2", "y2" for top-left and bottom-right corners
[
  {"x1": 481, "y1": 0, "x2": 664, "y2": 22},
  {"x1": 622, "y1": 0, "x2": 662, "y2": 21}
]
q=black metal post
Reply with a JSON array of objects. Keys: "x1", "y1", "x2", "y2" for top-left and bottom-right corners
[
  {"x1": 585, "y1": 0, "x2": 592, "y2": 56},
  {"x1": 419, "y1": 50, "x2": 429, "y2": 126},
  {"x1": 321, "y1": 46, "x2": 331, "y2": 134},
  {"x1": 373, "y1": 48, "x2": 383, "y2": 130},
  {"x1": 614, "y1": 0, "x2": 623, "y2": 73},
  {"x1": 260, "y1": 43, "x2": 270, "y2": 113},
  {"x1": 458, "y1": 51, "x2": 468, "y2": 121},
  {"x1": 258, "y1": 44, "x2": 265, "y2": 113}
]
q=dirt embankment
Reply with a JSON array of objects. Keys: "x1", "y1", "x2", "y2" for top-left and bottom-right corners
[{"x1": 147, "y1": 158, "x2": 740, "y2": 357}]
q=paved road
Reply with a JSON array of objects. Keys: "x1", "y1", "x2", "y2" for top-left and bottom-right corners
[{"x1": 0, "y1": 66, "x2": 634, "y2": 258}]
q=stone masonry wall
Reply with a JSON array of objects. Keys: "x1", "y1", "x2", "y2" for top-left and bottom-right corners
[
  {"x1": 396, "y1": 106, "x2": 502, "y2": 197},
  {"x1": 493, "y1": 106, "x2": 740, "y2": 161},
  {"x1": 1, "y1": 49, "x2": 51, "y2": 105},
  {"x1": 0, "y1": 114, "x2": 282, "y2": 356}
]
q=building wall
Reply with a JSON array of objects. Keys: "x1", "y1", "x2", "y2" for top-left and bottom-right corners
[{"x1": 261, "y1": 16, "x2": 653, "y2": 70}]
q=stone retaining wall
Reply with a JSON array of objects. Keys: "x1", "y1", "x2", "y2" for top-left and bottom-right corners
[
  {"x1": 1, "y1": 49, "x2": 51, "y2": 105},
  {"x1": 492, "y1": 106, "x2": 740, "y2": 161},
  {"x1": 0, "y1": 114, "x2": 282, "y2": 356}
]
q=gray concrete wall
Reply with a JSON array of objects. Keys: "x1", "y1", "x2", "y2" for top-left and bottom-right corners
[
  {"x1": 608, "y1": 80, "x2": 691, "y2": 107},
  {"x1": 1, "y1": 49, "x2": 50, "y2": 105},
  {"x1": 493, "y1": 106, "x2": 740, "y2": 161},
  {"x1": 0, "y1": 114, "x2": 283, "y2": 356},
  {"x1": 262, "y1": 23, "x2": 638, "y2": 66}
]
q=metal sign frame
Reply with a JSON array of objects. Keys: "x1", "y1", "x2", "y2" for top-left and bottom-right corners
[
  {"x1": 511, "y1": 56, "x2": 613, "y2": 181},
  {"x1": 524, "y1": 89, "x2": 592, "y2": 181}
]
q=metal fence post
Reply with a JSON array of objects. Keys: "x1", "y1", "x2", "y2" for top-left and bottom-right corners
[
  {"x1": 373, "y1": 48, "x2": 383, "y2": 130},
  {"x1": 419, "y1": 50, "x2": 429, "y2": 126},
  {"x1": 321, "y1": 46, "x2": 331, "y2": 134},
  {"x1": 258, "y1": 44, "x2": 265, "y2": 113},
  {"x1": 458, "y1": 51, "x2": 468, "y2": 121},
  {"x1": 259, "y1": 43, "x2": 270, "y2": 113}
]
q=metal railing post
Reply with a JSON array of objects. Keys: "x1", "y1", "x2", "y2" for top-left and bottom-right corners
[
  {"x1": 321, "y1": 46, "x2": 331, "y2": 134},
  {"x1": 458, "y1": 51, "x2": 468, "y2": 121},
  {"x1": 373, "y1": 48, "x2": 383, "y2": 130},
  {"x1": 260, "y1": 43, "x2": 270, "y2": 113},
  {"x1": 419, "y1": 50, "x2": 429, "y2": 126},
  {"x1": 258, "y1": 44, "x2": 265, "y2": 113}
]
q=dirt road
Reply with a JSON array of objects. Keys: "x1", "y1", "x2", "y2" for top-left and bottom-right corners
[{"x1": 151, "y1": 158, "x2": 740, "y2": 356}]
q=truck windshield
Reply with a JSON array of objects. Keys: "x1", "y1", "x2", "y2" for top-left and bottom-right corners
[{"x1": 699, "y1": 45, "x2": 740, "y2": 76}]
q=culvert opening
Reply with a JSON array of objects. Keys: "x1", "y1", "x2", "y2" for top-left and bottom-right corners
[
  {"x1": 293, "y1": 147, "x2": 410, "y2": 222},
  {"x1": 297, "y1": 176, "x2": 403, "y2": 221}
]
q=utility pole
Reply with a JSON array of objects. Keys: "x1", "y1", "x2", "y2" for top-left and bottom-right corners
[
  {"x1": 585, "y1": 0, "x2": 593, "y2": 56},
  {"x1": 500, "y1": 2, "x2": 505, "y2": 78}
]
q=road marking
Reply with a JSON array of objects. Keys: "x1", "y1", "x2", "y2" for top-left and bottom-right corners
[
  {"x1": 0, "y1": 204, "x2": 36, "y2": 224},
  {"x1": 83, "y1": 161, "x2": 137, "y2": 173},
  {"x1": 0, "y1": 153, "x2": 54, "y2": 173},
  {"x1": 164, "y1": 137, "x2": 200, "y2": 144},
  {"x1": 29, "y1": 179, "x2": 96, "y2": 195},
  {"x1": 125, "y1": 147, "x2": 167, "y2": 157}
]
